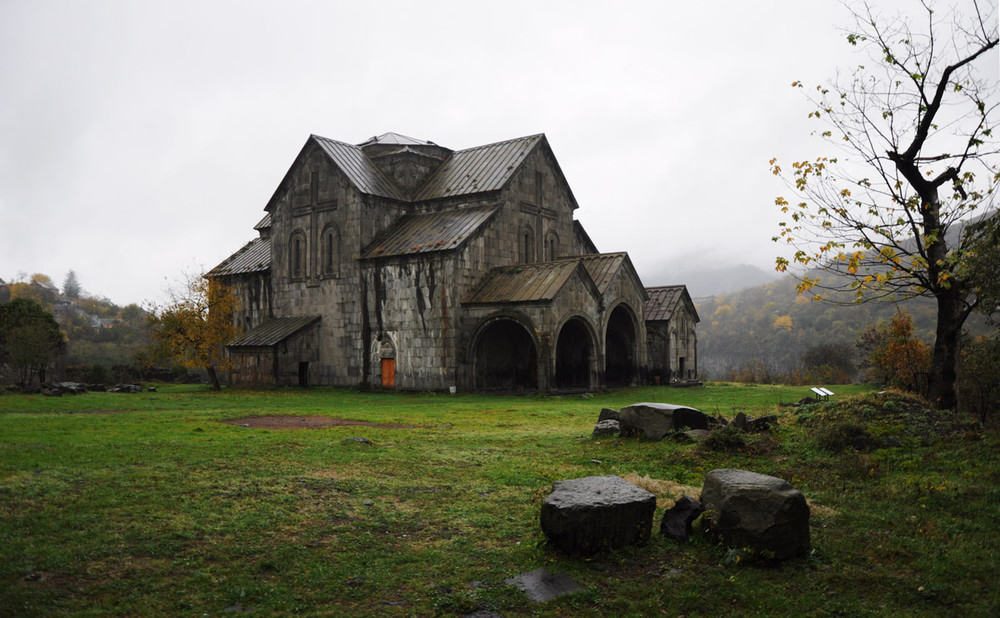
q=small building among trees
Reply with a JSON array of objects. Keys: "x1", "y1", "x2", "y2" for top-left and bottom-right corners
[{"x1": 208, "y1": 132, "x2": 698, "y2": 391}]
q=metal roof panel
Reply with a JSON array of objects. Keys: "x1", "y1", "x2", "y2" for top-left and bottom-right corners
[
  {"x1": 413, "y1": 134, "x2": 542, "y2": 200},
  {"x1": 462, "y1": 261, "x2": 582, "y2": 304},
  {"x1": 644, "y1": 285, "x2": 694, "y2": 322},
  {"x1": 207, "y1": 237, "x2": 271, "y2": 277},
  {"x1": 227, "y1": 315, "x2": 320, "y2": 347},
  {"x1": 361, "y1": 205, "x2": 498, "y2": 259},
  {"x1": 312, "y1": 135, "x2": 405, "y2": 200}
]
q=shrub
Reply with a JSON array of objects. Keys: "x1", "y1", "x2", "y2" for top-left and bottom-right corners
[
  {"x1": 704, "y1": 425, "x2": 746, "y2": 451},
  {"x1": 816, "y1": 422, "x2": 875, "y2": 453},
  {"x1": 856, "y1": 310, "x2": 931, "y2": 393},
  {"x1": 959, "y1": 335, "x2": 1000, "y2": 424}
]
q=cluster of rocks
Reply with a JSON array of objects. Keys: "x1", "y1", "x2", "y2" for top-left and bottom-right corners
[
  {"x1": 592, "y1": 402, "x2": 778, "y2": 441},
  {"x1": 540, "y1": 470, "x2": 810, "y2": 561},
  {"x1": 41, "y1": 381, "x2": 146, "y2": 396}
]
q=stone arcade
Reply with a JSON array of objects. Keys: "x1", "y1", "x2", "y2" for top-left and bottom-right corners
[{"x1": 208, "y1": 132, "x2": 698, "y2": 391}]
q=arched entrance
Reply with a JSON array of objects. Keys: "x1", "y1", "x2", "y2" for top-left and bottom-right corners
[
  {"x1": 474, "y1": 318, "x2": 538, "y2": 391},
  {"x1": 555, "y1": 318, "x2": 593, "y2": 389},
  {"x1": 605, "y1": 305, "x2": 637, "y2": 387}
]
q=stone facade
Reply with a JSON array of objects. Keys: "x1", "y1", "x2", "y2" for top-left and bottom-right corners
[
  {"x1": 208, "y1": 132, "x2": 698, "y2": 391},
  {"x1": 645, "y1": 286, "x2": 700, "y2": 383}
]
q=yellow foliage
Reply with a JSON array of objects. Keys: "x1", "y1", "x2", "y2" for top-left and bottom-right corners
[
  {"x1": 773, "y1": 315, "x2": 795, "y2": 331},
  {"x1": 149, "y1": 274, "x2": 238, "y2": 390}
]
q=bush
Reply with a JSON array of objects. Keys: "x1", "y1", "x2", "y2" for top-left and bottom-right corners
[
  {"x1": 856, "y1": 310, "x2": 931, "y2": 392},
  {"x1": 959, "y1": 335, "x2": 1000, "y2": 424},
  {"x1": 816, "y1": 422, "x2": 875, "y2": 453},
  {"x1": 728, "y1": 360, "x2": 782, "y2": 385},
  {"x1": 703, "y1": 425, "x2": 746, "y2": 451}
]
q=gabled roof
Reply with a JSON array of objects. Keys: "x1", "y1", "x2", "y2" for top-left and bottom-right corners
[
  {"x1": 645, "y1": 285, "x2": 700, "y2": 323},
  {"x1": 575, "y1": 252, "x2": 648, "y2": 301},
  {"x1": 411, "y1": 134, "x2": 544, "y2": 200},
  {"x1": 462, "y1": 260, "x2": 591, "y2": 304},
  {"x1": 577, "y1": 253, "x2": 630, "y2": 294},
  {"x1": 361, "y1": 205, "x2": 498, "y2": 259},
  {"x1": 311, "y1": 135, "x2": 406, "y2": 200},
  {"x1": 267, "y1": 133, "x2": 569, "y2": 210},
  {"x1": 227, "y1": 315, "x2": 320, "y2": 348},
  {"x1": 207, "y1": 237, "x2": 271, "y2": 277},
  {"x1": 463, "y1": 252, "x2": 647, "y2": 306}
]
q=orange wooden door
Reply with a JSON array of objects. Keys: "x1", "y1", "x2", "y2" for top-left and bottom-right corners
[{"x1": 381, "y1": 358, "x2": 395, "y2": 388}]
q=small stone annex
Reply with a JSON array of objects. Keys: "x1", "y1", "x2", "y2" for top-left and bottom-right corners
[{"x1": 207, "y1": 132, "x2": 699, "y2": 392}]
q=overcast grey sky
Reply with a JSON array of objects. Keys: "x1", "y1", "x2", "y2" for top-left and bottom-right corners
[{"x1": 1, "y1": 0, "x2": 992, "y2": 306}]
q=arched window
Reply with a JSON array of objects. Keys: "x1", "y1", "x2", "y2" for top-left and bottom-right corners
[
  {"x1": 321, "y1": 224, "x2": 339, "y2": 277},
  {"x1": 289, "y1": 230, "x2": 306, "y2": 280},
  {"x1": 520, "y1": 224, "x2": 535, "y2": 263},
  {"x1": 545, "y1": 231, "x2": 559, "y2": 261}
]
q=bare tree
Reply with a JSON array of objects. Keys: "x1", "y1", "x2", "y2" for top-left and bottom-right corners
[{"x1": 772, "y1": 0, "x2": 999, "y2": 409}]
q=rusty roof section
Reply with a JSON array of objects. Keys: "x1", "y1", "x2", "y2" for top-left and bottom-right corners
[
  {"x1": 645, "y1": 285, "x2": 699, "y2": 323},
  {"x1": 462, "y1": 260, "x2": 587, "y2": 304},
  {"x1": 411, "y1": 134, "x2": 543, "y2": 201},
  {"x1": 227, "y1": 315, "x2": 320, "y2": 348},
  {"x1": 361, "y1": 205, "x2": 498, "y2": 259},
  {"x1": 207, "y1": 237, "x2": 271, "y2": 277}
]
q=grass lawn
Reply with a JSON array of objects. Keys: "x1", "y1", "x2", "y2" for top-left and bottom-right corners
[{"x1": 1, "y1": 383, "x2": 997, "y2": 616}]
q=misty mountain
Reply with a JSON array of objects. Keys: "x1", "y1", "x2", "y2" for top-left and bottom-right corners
[
  {"x1": 693, "y1": 274, "x2": 995, "y2": 381},
  {"x1": 644, "y1": 261, "x2": 782, "y2": 298}
]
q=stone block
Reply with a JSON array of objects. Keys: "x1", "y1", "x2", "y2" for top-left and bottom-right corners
[
  {"x1": 540, "y1": 475, "x2": 656, "y2": 555},
  {"x1": 700, "y1": 469, "x2": 810, "y2": 560}
]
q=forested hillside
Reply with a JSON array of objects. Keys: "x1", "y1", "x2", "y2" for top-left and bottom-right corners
[
  {"x1": 694, "y1": 276, "x2": 993, "y2": 380},
  {"x1": 1, "y1": 273, "x2": 151, "y2": 382}
]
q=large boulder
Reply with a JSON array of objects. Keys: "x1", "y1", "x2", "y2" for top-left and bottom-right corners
[
  {"x1": 700, "y1": 469, "x2": 810, "y2": 560},
  {"x1": 618, "y1": 402, "x2": 708, "y2": 441},
  {"x1": 540, "y1": 475, "x2": 656, "y2": 555}
]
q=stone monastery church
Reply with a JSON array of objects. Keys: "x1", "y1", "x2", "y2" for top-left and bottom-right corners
[{"x1": 208, "y1": 132, "x2": 698, "y2": 392}]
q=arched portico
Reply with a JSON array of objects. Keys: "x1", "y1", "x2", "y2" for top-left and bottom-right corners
[
  {"x1": 554, "y1": 316, "x2": 597, "y2": 389},
  {"x1": 471, "y1": 316, "x2": 539, "y2": 391},
  {"x1": 605, "y1": 303, "x2": 639, "y2": 387}
]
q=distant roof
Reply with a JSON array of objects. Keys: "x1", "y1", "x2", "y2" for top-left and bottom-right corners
[
  {"x1": 227, "y1": 315, "x2": 320, "y2": 347},
  {"x1": 254, "y1": 213, "x2": 271, "y2": 230},
  {"x1": 207, "y1": 237, "x2": 271, "y2": 277},
  {"x1": 361, "y1": 205, "x2": 498, "y2": 259},
  {"x1": 645, "y1": 285, "x2": 699, "y2": 322}
]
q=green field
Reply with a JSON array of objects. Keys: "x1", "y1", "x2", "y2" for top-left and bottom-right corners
[{"x1": 1, "y1": 383, "x2": 997, "y2": 616}]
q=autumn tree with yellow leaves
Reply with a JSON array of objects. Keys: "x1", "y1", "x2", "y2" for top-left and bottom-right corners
[
  {"x1": 772, "y1": 1, "x2": 999, "y2": 409},
  {"x1": 148, "y1": 274, "x2": 237, "y2": 391}
]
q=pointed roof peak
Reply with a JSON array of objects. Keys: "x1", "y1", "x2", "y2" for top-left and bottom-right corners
[{"x1": 359, "y1": 132, "x2": 441, "y2": 147}]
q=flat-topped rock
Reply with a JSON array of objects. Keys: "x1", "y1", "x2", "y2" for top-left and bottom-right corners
[
  {"x1": 540, "y1": 475, "x2": 656, "y2": 555},
  {"x1": 618, "y1": 402, "x2": 708, "y2": 440},
  {"x1": 701, "y1": 469, "x2": 810, "y2": 560}
]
